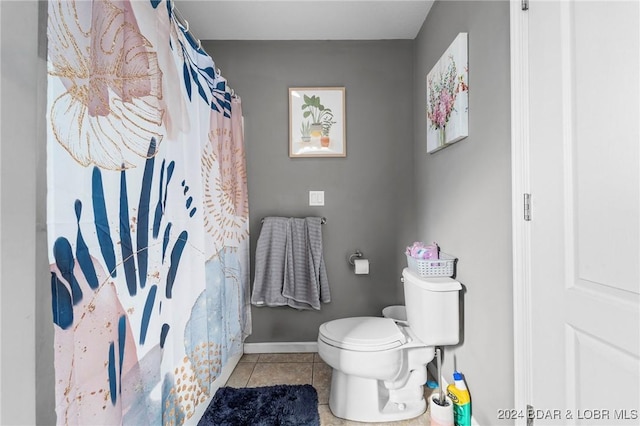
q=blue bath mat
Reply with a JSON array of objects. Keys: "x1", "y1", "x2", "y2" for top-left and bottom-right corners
[{"x1": 197, "y1": 384, "x2": 320, "y2": 426}]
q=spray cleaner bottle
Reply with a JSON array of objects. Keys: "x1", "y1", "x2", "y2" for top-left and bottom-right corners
[{"x1": 446, "y1": 371, "x2": 471, "y2": 426}]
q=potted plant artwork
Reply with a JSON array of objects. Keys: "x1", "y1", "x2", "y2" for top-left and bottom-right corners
[
  {"x1": 301, "y1": 94, "x2": 334, "y2": 139},
  {"x1": 300, "y1": 120, "x2": 311, "y2": 143},
  {"x1": 320, "y1": 112, "x2": 336, "y2": 147},
  {"x1": 289, "y1": 87, "x2": 346, "y2": 158}
]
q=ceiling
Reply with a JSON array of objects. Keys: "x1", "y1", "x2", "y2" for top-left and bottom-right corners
[{"x1": 174, "y1": 0, "x2": 434, "y2": 41}]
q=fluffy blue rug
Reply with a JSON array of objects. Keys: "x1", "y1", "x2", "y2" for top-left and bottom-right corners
[{"x1": 197, "y1": 384, "x2": 320, "y2": 426}]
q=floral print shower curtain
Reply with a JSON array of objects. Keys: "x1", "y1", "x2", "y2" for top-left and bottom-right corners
[{"x1": 46, "y1": 0, "x2": 251, "y2": 424}]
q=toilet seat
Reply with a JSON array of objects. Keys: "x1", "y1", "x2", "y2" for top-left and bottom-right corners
[{"x1": 318, "y1": 317, "x2": 406, "y2": 351}]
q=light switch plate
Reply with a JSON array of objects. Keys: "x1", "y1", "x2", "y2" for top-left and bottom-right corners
[{"x1": 309, "y1": 191, "x2": 325, "y2": 206}]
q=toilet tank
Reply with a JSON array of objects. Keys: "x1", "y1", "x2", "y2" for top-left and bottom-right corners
[{"x1": 402, "y1": 268, "x2": 461, "y2": 346}]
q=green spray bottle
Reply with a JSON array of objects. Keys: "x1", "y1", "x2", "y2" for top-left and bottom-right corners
[{"x1": 446, "y1": 371, "x2": 471, "y2": 426}]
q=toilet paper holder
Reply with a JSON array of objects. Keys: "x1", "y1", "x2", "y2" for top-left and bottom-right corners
[{"x1": 348, "y1": 250, "x2": 363, "y2": 266}]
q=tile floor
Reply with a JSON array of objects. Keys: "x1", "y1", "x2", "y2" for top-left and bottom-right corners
[{"x1": 224, "y1": 352, "x2": 436, "y2": 426}]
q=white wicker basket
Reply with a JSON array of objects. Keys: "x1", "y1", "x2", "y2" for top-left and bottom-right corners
[{"x1": 406, "y1": 252, "x2": 456, "y2": 278}]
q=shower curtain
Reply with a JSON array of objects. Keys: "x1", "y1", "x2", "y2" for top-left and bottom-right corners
[{"x1": 46, "y1": 0, "x2": 251, "y2": 424}]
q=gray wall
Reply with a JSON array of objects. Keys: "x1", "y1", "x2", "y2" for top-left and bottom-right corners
[
  {"x1": 35, "y1": 1, "x2": 55, "y2": 424},
  {"x1": 1, "y1": 2, "x2": 56, "y2": 424},
  {"x1": 0, "y1": 1, "x2": 41, "y2": 424},
  {"x1": 202, "y1": 40, "x2": 416, "y2": 343},
  {"x1": 411, "y1": 1, "x2": 513, "y2": 425}
]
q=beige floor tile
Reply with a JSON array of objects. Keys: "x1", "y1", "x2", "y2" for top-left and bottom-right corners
[
  {"x1": 319, "y1": 404, "x2": 350, "y2": 426},
  {"x1": 314, "y1": 352, "x2": 325, "y2": 363},
  {"x1": 225, "y1": 362, "x2": 255, "y2": 388},
  {"x1": 257, "y1": 352, "x2": 315, "y2": 363},
  {"x1": 246, "y1": 362, "x2": 313, "y2": 387},
  {"x1": 312, "y1": 361, "x2": 332, "y2": 405},
  {"x1": 239, "y1": 353, "x2": 259, "y2": 363},
  {"x1": 318, "y1": 404, "x2": 337, "y2": 425}
]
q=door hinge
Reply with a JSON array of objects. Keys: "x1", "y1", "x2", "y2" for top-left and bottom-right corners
[
  {"x1": 527, "y1": 404, "x2": 534, "y2": 426},
  {"x1": 524, "y1": 193, "x2": 531, "y2": 221},
  {"x1": 522, "y1": 0, "x2": 529, "y2": 11}
]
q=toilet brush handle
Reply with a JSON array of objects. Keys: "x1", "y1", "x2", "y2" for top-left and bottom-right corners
[{"x1": 436, "y1": 347, "x2": 445, "y2": 404}]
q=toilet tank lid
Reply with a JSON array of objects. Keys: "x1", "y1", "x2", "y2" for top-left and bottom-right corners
[
  {"x1": 319, "y1": 317, "x2": 406, "y2": 351},
  {"x1": 402, "y1": 268, "x2": 462, "y2": 291}
]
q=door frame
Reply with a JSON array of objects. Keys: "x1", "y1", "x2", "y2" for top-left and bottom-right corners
[{"x1": 510, "y1": 1, "x2": 533, "y2": 424}]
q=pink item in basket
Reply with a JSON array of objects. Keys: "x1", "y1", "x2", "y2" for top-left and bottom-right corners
[
  {"x1": 406, "y1": 241, "x2": 439, "y2": 259},
  {"x1": 405, "y1": 242, "x2": 416, "y2": 256},
  {"x1": 424, "y1": 243, "x2": 439, "y2": 259}
]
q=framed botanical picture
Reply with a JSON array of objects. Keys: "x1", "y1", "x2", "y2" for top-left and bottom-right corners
[
  {"x1": 289, "y1": 87, "x2": 346, "y2": 158},
  {"x1": 426, "y1": 32, "x2": 469, "y2": 154}
]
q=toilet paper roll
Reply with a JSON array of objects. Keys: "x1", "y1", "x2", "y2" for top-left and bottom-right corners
[{"x1": 354, "y1": 258, "x2": 369, "y2": 274}]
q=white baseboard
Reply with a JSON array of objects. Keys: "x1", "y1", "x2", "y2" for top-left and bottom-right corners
[
  {"x1": 427, "y1": 363, "x2": 481, "y2": 426},
  {"x1": 244, "y1": 341, "x2": 318, "y2": 354}
]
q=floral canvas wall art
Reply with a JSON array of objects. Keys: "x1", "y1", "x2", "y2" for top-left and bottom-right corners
[{"x1": 426, "y1": 32, "x2": 469, "y2": 153}]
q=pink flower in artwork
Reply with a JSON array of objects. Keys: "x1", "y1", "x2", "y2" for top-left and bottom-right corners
[{"x1": 427, "y1": 55, "x2": 459, "y2": 131}]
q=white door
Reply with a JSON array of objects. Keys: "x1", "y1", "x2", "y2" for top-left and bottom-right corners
[{"x1": 527, "y1": 0, "x2": 639, "y2": 424}]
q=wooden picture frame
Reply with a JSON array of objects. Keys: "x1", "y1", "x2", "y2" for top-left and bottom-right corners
[{"x1": 289, "y1": 87, "x2": 346, "y2": 158}]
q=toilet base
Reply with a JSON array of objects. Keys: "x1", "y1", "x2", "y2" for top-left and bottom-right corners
[{"x1": 328, "y1": 367, "x2": 427, "y2": 422}]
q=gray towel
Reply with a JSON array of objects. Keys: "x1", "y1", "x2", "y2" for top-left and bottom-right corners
[
  {"x1": 251, "y1": 217, "x2": 330, "y2": 310},
  {"x1": 282, "y1": 217, "x2": 330, "y2": 310},
  {"x1": 251, "y1": 217, "x2": 289, "y2": 307}
]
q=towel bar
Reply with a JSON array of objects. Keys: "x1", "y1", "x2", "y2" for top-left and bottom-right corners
[{"x1": 260, "y1": 216, "x2": 327, "y2": 224}]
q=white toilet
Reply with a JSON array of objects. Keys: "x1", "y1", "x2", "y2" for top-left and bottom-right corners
[{"x1": 317, "y1": 267, "x2": 461, "y2": 422}]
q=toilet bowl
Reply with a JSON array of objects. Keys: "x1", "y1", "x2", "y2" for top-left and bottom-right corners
[{"x1": 317, "y1": 268, "x2": 461, "y2": 422}]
